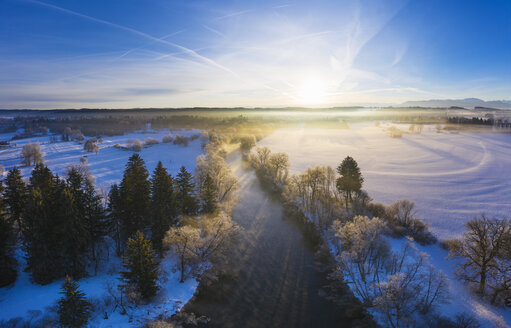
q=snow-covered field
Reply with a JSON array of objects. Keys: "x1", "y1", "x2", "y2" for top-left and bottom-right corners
[
  {"x1": 260, "y1": 122, "x2": 511, "y2": 327},
  {"x1": 0, "y1": 128, "x2": 203, "y2": 188},
  {"x1": 0, "y1": 128, "x2": 203, "y2": 327},
  {"x1": 259, "y1": 122, "x2": 511, "y2": 239}
]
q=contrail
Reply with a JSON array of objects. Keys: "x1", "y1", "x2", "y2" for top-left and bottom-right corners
[
  {"x1": 116, "y1": 30, "x2": 185, "y2": 60},
  {"x1": 214, "y1": 10, "x2": 250, "y2": 21},
  {"x1": 203, "y1": 25, "x2": 227, "y2": 38},
  {"x1": 26, "y1": 0, "x2": 237, "y2": 76}
]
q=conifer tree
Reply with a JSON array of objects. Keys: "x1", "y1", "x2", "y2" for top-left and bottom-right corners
[
  {"x1": 150, "y1": 161, "x2": 177, "y2": 256},
  {"x1": 57, "y1": 276, "x2": 91, "y2": 328},
  {"x1": 4, "y1": 167, "x2": 26, "y2": 230},
  {"x1": 67, "y1": 167, "x2": 108, "y2": 272},
  {"x1": 23, "y1": 165, "x2": 63, "y2": 284},
  {"x1": 0, "y1": 180, "x2": 17, "y2": 286},
  {"x1": 119, "y1": 154, "x2": 151, "y2": 240},
  {"x1": 336, "y1": 156, "x2": 364, "y2": 205},
  {"x1": 120, "y1": 230, "x2": 159, "y2": 300},
  {"x1": 200, "y1": 174, "x2": 218, "y2": 214},
  {"x1": 176, "y1": 166, "x2": 198, "y2": 216},
  {"x1": 108, "y1": 184, "x2": 123, "y2": 256}
]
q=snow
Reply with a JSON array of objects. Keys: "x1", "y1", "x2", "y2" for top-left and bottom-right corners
[
  {"x1": 0, "y1": 248, "x2": 198, "y2": 327},
  {"x1": 387, "y1": 237, "x2": 511, "y2": 327},
  {"x1": 0, "y1": 128, "x2": 203, "y2": 188},
  {"x1": 259, "y1": 122, "x2": 511, "y2": 239},
  {"x1": 0, "y1": 128, "x2": 203, "y2": 327}
]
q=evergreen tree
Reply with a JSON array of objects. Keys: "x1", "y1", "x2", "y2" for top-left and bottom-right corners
[
  {"x1": 0, "y1": 180, "x2": 18, "y2": 286},
  {"x1": 58, "y1": 180, "x2": 88, "y2": 279},
  {"x1": 23, "y1": 166, "x2": 63, "y2": 284},
  {"x1": 108, "y1": 184, "x2": 123, "y2": 256},
  {"x1": 67, "y1": 167, "x2": 108, "y2": 273},
  {"x1": 336, "y1": 156, "x2": 364, "y2": 205},
  {"x1": 200, "y1": 174, "x2": 218, "y2": 214},
  {"x1": 119, "y1": 154, "x2": 151, "y2": 240},
  {"x1": 4, "y1": 167, "x2": 26, "y2": 230},
  {"x1": 176, "y1": 166, "x2": 198, "y2": 216},
  {"x1": 120, "y1": 230, "x2": 159, "y2": 300},
  {"x1": 150, "y1": 161, "x2": 177, "y2": 256},
  {"x1": 57, "y1": 276, "x2": 91, "y2": 328}
]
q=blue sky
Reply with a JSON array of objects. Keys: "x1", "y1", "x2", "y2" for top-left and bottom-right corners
[{"x1": 0, "y1": 0, "x2": 510, "y2": 108}]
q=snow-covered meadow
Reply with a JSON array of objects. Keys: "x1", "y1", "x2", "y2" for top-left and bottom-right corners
[
  {"x1": 259, "y1": 122, "x2": 511, "y2": 239},
  {"x1": 0, "y1": 128, "x2": 203, "y2": 188},
  {"x1": 0, "y1": 128, "x2": 204, "y2": 327},
  {"x1": 260, "y1": 122, "x2": 511, "y2": 327}
]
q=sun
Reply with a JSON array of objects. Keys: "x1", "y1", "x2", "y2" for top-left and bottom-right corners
[{"x1": 296, "y1": 79, "x2": 327, "y2": 106}]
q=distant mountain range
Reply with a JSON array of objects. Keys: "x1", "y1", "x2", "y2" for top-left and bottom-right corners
[{"x1": 400, "y1": 98, "x2": 511, "y2": 109}]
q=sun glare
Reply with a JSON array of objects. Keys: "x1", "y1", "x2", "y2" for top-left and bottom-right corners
[{"x1": 296, "y1": 79, "x2": 327, "y2": 106}]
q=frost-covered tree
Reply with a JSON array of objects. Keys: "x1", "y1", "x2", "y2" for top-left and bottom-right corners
[
  {"x1": 336, "y1": 156, "x2": 363, "y2": 204},
  {"x1": 164, "y1": 225, "x2": 202, "y2": 283},
  {"x1": 121, "y1": 230, "x2": 160, "y2": 300},
  {"x1": 21, "y1": 142, "x2": 44, "y2": 166},
  {"x1": 57, "y1": 276, "x2": 91, "y2": 328},
  {"x1": 83, "y1": 139, "x2": 99, "y2": 153}
]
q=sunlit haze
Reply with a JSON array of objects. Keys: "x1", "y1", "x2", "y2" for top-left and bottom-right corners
[{"x1": 1, "y1": 0, "x2": 510, "y2": 108}]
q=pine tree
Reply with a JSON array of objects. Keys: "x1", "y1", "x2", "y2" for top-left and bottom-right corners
[
  {"x1": 150, "y1": 161, "x2": 177, "y2": 256},
  {"x1": 176, "y1": 166, "x2": 198, "y2": 216},
  {"x1": 57, "y1": 276, "x2": 91, "y2": 328},
  {"x1": 120, "y1": 230, "x2": 159, "y2": 300},
  {"x1": 23, "y1": 166, "x2": 63, "y2": 284},
  {"x1": 108, "y1": 184, "x2": 123, "y2": 256},
  {"x1": 200, "y1": 174, "x2": 218, "y2": 214},
  {"x1": 336, "y1": 156, "x2": 364, "y2": 205},
  {"x1": 119, "y1": 154, "x2": 151, "y2": 240},
  {"x1": 4, "y1": 167, "x2": 26, "y2": 230},
  {"x1": 67, "y1": 167, "x2": 108, "y2": 273},
  {"x1": 0, "y1": 180, "x2": 18, "y2": 287}
]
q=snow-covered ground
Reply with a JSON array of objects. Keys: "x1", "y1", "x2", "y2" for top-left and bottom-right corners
[
  {"x1": 388, "y1": 237, "x2": 510, "y2": 327},
  {"x1": 259, "y1": 122, "x2": 511, "y2": 239},
  {"x1": 0, "y1": 128, "x2": 203, "y2": 188},
  {"x1": 260, "y1": 122, "x2": 511, "y2": 327},
  {"x1": 0, "y1": 248, "x2": 198, "y2": 327},
  {"x1": 0, "y1": 128, "x2": 203, "y2": 327}
]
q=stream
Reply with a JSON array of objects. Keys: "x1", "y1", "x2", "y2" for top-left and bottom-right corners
[{"x1": 183, "y1": 155, "x2": 354, "y2": 327}]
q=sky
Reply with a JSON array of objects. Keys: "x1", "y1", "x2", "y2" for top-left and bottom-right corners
[{"x1": 0, "y1": 0, "x2": 510, "y2": 109}]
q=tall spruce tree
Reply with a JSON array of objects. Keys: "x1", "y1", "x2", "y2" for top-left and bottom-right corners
[
  {"x1": 176, "y1": 166, "x2": 198, "y2": 216},
  {"x1": 150, "y1": 161, "x2": 177, "y2": 256},
  {"x1": 4, "y1": 167, "x2": 26, "y2": 230},
  {"x1": 67, "y1": 167, "x2": 108, "y2": 273},
  {"x1": 119, "y1": 154, "x2": 151, "y2": 240},
  {"x1": 108, "y1": 184, "x2": 123, "y2": 256},
  {"x1": 0, "y1": 180, "x2": 18, "y2": 286},
  {"x1": 120, "y1": 230, "x2": 159, "y2": 300},
  {"x1": 23, "y1": 165, "x2": 63, "y2": 284},
  {"x1": 200, "y1": 174, "x2": 218, "y2": 214},
  {"x1": 57, "y1": 276, "x2": 91, "y2": 328},
  {"x1": 336, "y1": 156, "x2": 364, "y2": 205}
]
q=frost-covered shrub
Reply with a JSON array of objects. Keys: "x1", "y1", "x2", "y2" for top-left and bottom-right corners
[
  {"x1": 385, "y1": 200, "x2": 437, "y2": 245},
  {"x1": 190, "y1": 134, "x2": 199, "y2": 141},
  {"x1": 113, "y1": 143, "x2": 121, "y2": 149},
  {"x1": 161, "y1": 134, "x2": 173, "y2": 143},
  {"x1": 21, "y1": 142, "x2": 44, "y2": 166},
  {"x1": 239, "y1": 135, "x2": 256, "y2": 154},
  {"x1": 128, "y1": 139, "x2": 143, "y2": 152},
  {"x1": 84, "y1": 139, "x2": 99, "y2": 153},
  {"x1": 80, "y1": 156, "x2": 88, "y2": 164},
  {"x1": 144, "y1": 137, "x2": 159, "y2": 146},
  {"x1": 173, "y1": 135, "x2": 189, "y2": 146}
]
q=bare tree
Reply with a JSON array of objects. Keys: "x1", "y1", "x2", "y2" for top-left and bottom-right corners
[
  {"x1": 84, "y1": 139, "x2": 99, "y2": 153},
  {"x1": 449, "y1": 216, "x2": 510, "y2": 296},
  {"x1": 164, "y1": 224, "x2": 202, "y2": 283}
]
